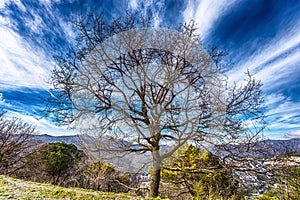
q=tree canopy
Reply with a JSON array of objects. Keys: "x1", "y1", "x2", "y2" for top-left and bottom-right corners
[
  {"x1": 47, "y1": 13, "x2": 266, "y2": 197},
  {"x1": 161, "y1": 144, "x2": 243, "y2": 199},
  {"x1": 27, "y1": 142, "x2": 86, "y2": 185}
]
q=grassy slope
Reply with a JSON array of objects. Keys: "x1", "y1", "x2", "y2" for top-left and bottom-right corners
[{"x1": 0, "y1": 175, "x2": 146, "y2": 200}]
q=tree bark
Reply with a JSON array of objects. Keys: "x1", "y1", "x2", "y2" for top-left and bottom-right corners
[{"x1": 150, "y1": 149, "x2": 161, "y2": 197}]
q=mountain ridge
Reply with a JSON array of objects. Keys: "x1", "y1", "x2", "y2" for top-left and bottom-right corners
[{"x1": 33, "y1": 134, "x2": 300, "y2": 155}]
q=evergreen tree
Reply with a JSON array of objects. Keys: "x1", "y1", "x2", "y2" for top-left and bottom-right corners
[{"x1": 161, "y1": 145, "x2": 244, "y2": 199}]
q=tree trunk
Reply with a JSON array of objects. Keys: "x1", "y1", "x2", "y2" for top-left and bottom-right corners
[{"x1": 150, "y1": 149, "x2": 161, "y2": 197}]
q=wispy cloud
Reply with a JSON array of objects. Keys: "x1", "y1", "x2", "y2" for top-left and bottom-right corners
[
  {"x1": 0, "y1": 92, "x2": 5, "y2": 106},
  {"x1": 38, "y1": 0, "x2": 61, "y2": 7},
  {"x1": 1, "y1": 0, "x2": 299, "y2": 139},
  {"x1": 286, "y1": 130, "x2": 300, "y2": 139},
  {"x1": 127, "y1": 0, "x2": 164, "y2": 27},
  {"x1": 223, "y1": 14, "x2": 300, "y2": 140},
  {"x1": 227, "y1": 19, "x2": 300, "y2": 89},
  {"x1": 183, "y1": 0, "x2": 238, "y2": 40},
  {"x1": 9, "y1": 0, "x2": 26, "y2": 12},
  {"x1": 0, "y1": 1, "x2": 5, "y2": 9},
  {"x1": 0, "y1": 92, "x2": 14, "y2": 110},
  {"x1": 263, "y1": 93, "x2": 300, "y2": 138},
  {"x1": 6, "y1": 110, "x2": 77, "y2": 136},
  {"x1": 264, "y1": 93, "x2": 286, "y2": 107},
  {"x1": 24, "y1": 9, "x2": 45, "y2": 34},
  {"x1": 0, "y1": 88, "x2": 73, "y2": 135},
  {"x1": 58, "y1": 19, "x2": 76, "y2": 43},
  {"x1": 0, "y1": 0, "x2": 76, "y2": 89},
  {"x1": 266, "y1": 99, "x2": 300, "y2": 119},
  {"x1": 128, "y1": 0, "x2": 138, "y2": 10},
  {"x1": 0, "y1": 1, "x2": 77, "y2": 135},
  {"x1": 0, "y1": 18, "x2": 51, "y2": 89},
  {"x1": 0, "y1": 89, "x2": 75, "y2": 136}
]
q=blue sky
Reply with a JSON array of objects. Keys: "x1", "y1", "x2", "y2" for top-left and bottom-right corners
[{"x1": 0, "y1": 0, "x2": 299, "y2": 139}]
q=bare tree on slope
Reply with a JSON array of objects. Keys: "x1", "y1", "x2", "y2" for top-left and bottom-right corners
[{"x1": 47, "y1": 13, "x2": 265, "y2": 197}]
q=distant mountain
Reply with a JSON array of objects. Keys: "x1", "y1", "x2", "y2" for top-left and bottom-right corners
[
  {"x1": 32, "y1": 134, "x2": 80, "y2": 145},
  {"x1": 32, "y1": 134, "x2": 170, "y2": 150},
  {"x1": 264, "y1": 138, "x2": 300, "y2": 155},
  {"x1": 31, "y1": 134, "x2": 300, "y2": 173},
  {"x1": 33, "y1": 134, "x2": 300, "y2": 153}
]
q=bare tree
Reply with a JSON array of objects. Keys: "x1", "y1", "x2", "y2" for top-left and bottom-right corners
[
  {"x1": 48, "y1": 13, "x2": 265, "y2": 197},
  {"x1": 0, "y1": 109, "x2": 36, "y2": 175}
]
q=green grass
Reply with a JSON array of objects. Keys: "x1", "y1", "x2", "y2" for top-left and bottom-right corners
[{"x1": 0, "y1": 175, "x2": 143, "y2": 199}]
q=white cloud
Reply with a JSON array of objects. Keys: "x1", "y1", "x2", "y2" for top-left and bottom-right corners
[
  {"x1": 286, "y1": 130, "x2": 300, "y2": 139},
  {"x1": 38, "y1": 0, "x2": 61, "y2": 7},
  {"x1": 265, "y1": 94, "x2": 300, "y2": 125},
  {"x1": 153, "y1": 12, "x2": 161, "y2": 28},
  {"x1": 0, "y1": 93, "x2": 4, "y2": 105},
  {"x1": 0, "y1": 13, "x2": 51, "y2": 89},
  {"x1": 129, "y1": 0, "x2": 138, "y2": 10},
  {"x1": 264, "y1": 93, "x2": 286, "y2": 107},
  {"x1": 0, "y1": 90, "x2": 76, "y2": 136},
  {"x1": 5, "y1": 110, "x2": 77, "y2": 136},
  {"x1": 0, "y1": 0, "x2": 76, "y2": 90},
  {"x1": 13, "y1": 0, "x2": 26, "y2": 12},
  {"x1": 182, "y1": 0, "x2": 194, "y2": 23},
  {"x1": 183, "y1": 0, "x2": 238, "y2": 40},
  {"x1": 0, "y1": 1, "x2": 80, "y2": 136},
  {"x1": 24, "y1": 10, "x2": 45, "y2": 34},
  {"x1": 264, "y1": 95, "x2": 300, "y2": 136},
  {"x1": 0, "y1": 1, "x2": 6, "y2": 9},
  {"x1": 227, "y1": 19, "x2": 300, "y2": 88},
  {"x1": 266, "y1": 98, "x2": 300, "y2": 117},
  {"x1": 0, "y1": 0, "x2": 26, "y2": 12},
  {"x1": 38, "y1": 0, "x2": 53, "y2": 6},
  {"x1": 267, "y1": 118, "x2": 300, "y2": 129},
  {"x1": 255, "y1": 54, "x2": 300, "y2": 90},
  {"x1": 37, "y1": 117, "x2": 77, "y2": 136},
  {"x1": 220, "y1": 12, "x2": 300, "y2": 140},
  {"x1": 127, "y1": 0, "x2": 164, "y2": 27},
  {"x1": 58, "y1": 19, "x2": 76, "y2": 42}
]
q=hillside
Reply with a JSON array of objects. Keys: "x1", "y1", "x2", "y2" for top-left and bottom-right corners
[{"x1": 0, "y1": 175, "x2": 145, "y2": 200}]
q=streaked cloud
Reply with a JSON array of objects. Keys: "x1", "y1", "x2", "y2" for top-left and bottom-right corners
[
  {"x1": 0, "y1": 1, "x2": 5, "y2": 9},
  {"x1": 183, "y1": 0, "x2": 238, "y2": 40},
  {"x1": 0, "y1": 18, "x2": 51, "y2": 89},
  {"x1": 38, "y1": 0, "x2": 61, "y2": 6},
  {"x1": 286, "y1": 130, "x2": 300, "y2": 139},
  {"x1": 127, "y1": 0, "x2": 165, "y2": 27},
  {"x1": 128, "y1": 0, "x2": 138, "y2": 10},
  {"x1": 6, "y1": 110, "x2": 76, "y2": 136},
  {"x1": 0, "y1": 0, "x2": 77, "y2": 89},
  {"x1": 228, "y1": 24, "x2": 300, "y2": 89},
  {"x1": 218, "y1": 7, "x2": 300, "y2": 139},
  {"x1": 0, "y1": 88, "x2": 75, "y2": 136},
  {"x1": 266, "y1": 98, "x2": 300, "y2": 118},
  {"x1": 264, "y1": 93, "x2": 300, "y2": 138},
  {"x1": 264, "y1": 93, "x2": 286, "y2": 107},
  {"x1": 58, "y1": 19, "x2": 76, "y2": 43},
  {"x1": 24, "y1": 9, "x2": 45, "y2": 34},
  {"x1": 0, "y1": 92, "x2": 5, "y2": 105}
]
